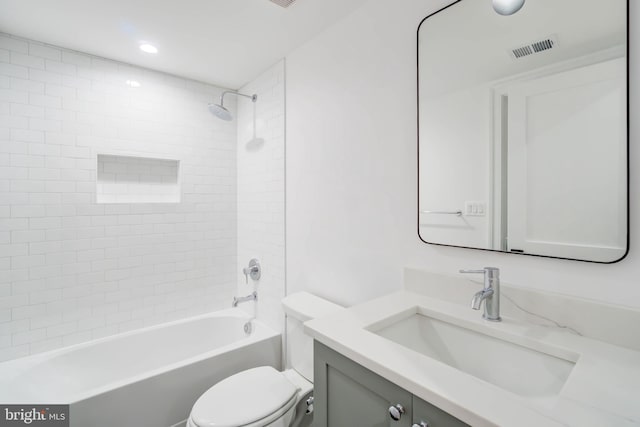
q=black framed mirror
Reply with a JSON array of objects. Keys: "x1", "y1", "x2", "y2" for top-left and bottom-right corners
[{"x1": 417, "y1": 0, "x2": 629, "y2": 263}]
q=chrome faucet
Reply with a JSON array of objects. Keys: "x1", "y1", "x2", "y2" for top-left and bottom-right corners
[
  {"x1": 232, "y1": 291, "x2": 258, "y2": 307},
  {"x1": 459, "y1": 267, "x2": 501, "y2": 322}
]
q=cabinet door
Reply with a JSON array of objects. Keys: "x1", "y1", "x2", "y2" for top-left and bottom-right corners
[
  {"x1": 504, "y1": 57, "x2": 626, "y2": 260},
  {"x1": 314, "y1": 341, "x2": 413, "y2": 427},
  {"x1": 413, "y1": 396, "x2": 469, "y2": 427}
]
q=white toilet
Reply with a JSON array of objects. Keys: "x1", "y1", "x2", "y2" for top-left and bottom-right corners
[{"x1": 186, "y1": 292, "x2": 342, "y2": 427}]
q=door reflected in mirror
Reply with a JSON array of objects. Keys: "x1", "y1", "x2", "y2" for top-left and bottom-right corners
[{"x1": 417, "y1": 0, "x2": 628, "y2": 263}]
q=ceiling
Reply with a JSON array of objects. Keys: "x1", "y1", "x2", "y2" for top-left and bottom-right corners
[
  {"x1": 0, "y1": 0, "x2": 368, "y2": 89},
  {"x1": 419, "y1": 0, "x2": 626, "y2": 96}
]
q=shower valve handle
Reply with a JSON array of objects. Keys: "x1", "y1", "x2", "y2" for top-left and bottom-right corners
[{"x1": 242, "y1": 259, "x2": 261, "y2": 284}]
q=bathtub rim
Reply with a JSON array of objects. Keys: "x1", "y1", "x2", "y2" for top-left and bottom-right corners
[{"x1": 0, "y1": 308, "x2": 280, "y2": 404}]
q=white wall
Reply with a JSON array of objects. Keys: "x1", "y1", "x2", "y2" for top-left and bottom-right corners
[
  {"x1": 285, "y1": 0, "x2": 640, "y2": 308},
  {"x1": 236, "y1": 61, "x2": 286, "y2": 333},
  {"x1": 419, "y1": 84, "x2": 490, "y2": 248},
  {"x1": 0, "y1": 34, "x2": 238, "y2": 361}
]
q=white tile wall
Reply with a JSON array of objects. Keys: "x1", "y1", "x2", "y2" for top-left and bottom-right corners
[
  {"x1": 236, "y1": 61, "x2": 286, "y2": 334},
  {"x1": 0, "y1": 33, "x2": 238, "y2": 361}
]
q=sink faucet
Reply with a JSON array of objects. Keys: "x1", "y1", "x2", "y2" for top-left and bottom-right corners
[{"x1": 459, "y1": 267, "x2": 501, "y2": 322}]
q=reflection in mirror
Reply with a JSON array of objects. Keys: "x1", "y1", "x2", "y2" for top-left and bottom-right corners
[{"x1": 418, "y1": 0, "x2": 628, "y2": 263}]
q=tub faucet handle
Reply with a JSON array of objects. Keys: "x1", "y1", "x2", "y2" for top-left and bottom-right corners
[{"x1": 242, "y1": 258, "x2": 261, "y2": 284}]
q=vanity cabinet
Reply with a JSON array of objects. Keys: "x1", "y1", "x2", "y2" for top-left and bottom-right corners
[{"x1": 313, "y1": 342, "x2": 469, "y2": 427}]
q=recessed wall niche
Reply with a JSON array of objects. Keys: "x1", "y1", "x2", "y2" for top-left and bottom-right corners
[{"x1": 96, "y1": 154, "x2": 180, "y2": 203}]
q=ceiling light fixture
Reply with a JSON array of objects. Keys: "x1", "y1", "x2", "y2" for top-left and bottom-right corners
[
  {"x1": 139, "y1": 43, "x2": 158, "y2": 54},
  {"x1": 492, "y1": 0, "x2": 525, "y2": 16},
  {"x1": 126, "y1": 80, "x2": 141, "y2": 88}
]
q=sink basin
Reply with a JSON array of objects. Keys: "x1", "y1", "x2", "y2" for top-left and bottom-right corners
[{"x1": 370, "y1": 312, "x2": 576, "y2": 406}]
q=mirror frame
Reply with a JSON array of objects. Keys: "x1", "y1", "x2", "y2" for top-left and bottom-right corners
[{"x1": 416, "y1": 0, "x2": 630, "y2": 263}]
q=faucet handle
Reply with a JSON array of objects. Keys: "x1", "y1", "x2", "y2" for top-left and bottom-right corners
[
  {"x1": 460, "y1": 267, "x2": 500, "y2": 290},
  {"x1": 242, "y1": 258, "x2": 261, "y2": 284},
  {"x1": 460, "y1": 267, "x2": 499, "y2": 273}
]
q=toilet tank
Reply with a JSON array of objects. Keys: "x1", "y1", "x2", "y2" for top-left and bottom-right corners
[{"x1": 282, "y1": 292, "x2": 343, "y2": 382}]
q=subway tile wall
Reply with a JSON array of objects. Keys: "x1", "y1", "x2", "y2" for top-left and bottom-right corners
[
  {"x1": 236, "y1": 61, "x2": 286, "y2": 334},
  {"x1": 0, "y1": 34, "x2": 238, "y2": 361}
]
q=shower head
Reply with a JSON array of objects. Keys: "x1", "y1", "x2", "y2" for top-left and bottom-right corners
[
  {"x1": 208, "y1": 103, "x2": 233, "y2": 121},
  {"x1": 208, "y1": 90, "x2": 257, "y2": 121}
]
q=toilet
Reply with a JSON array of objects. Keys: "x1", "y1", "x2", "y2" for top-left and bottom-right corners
[{"x1": 186, "y1": 292, "x2": 343, "y2": 427}]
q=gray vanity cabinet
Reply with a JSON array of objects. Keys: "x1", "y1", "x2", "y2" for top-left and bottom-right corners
[
  {"x1": 313, "y1": 341, "x2": 413, "y2": 426},
  {"x1": 313, "y1": 342, "x2": 469, "y2": 427}
]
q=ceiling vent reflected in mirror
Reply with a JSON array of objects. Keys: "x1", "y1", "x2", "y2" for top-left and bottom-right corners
[
  {"x1": 269, "y1": 0, "x2": 297, "y2": 8},
  {"x1": 509, "y1": 35, "x2": 558, "y2": 59}
]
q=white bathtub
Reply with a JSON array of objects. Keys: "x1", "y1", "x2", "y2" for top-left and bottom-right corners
[{"x1": 0, "y1": 309, "x2": 281, "y2": 427}]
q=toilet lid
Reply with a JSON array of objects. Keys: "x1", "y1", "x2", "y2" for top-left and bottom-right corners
[{"x1": 191, "y1": 366, "x2": 298, "y2": 427}]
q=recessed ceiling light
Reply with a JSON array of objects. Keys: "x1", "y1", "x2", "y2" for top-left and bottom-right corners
[
  {"x1": 139, "y1": 43, "x2": 158, "y2": 54},
  {"x1": 126, "y1": 80, "x2": 141, "y2": 88}
]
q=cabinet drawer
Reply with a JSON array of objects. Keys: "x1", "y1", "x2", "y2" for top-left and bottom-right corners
[{"x1": 413, "y1": 396, "x2": 469, "y2": 427}]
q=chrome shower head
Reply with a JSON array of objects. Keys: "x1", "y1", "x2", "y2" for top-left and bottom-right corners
[
  {"x1": 208, "y1": 103, "x2": 233, "y2": 121},
  {"x1": 208, "y1": 91, "x2": 257, "y2": 121}
]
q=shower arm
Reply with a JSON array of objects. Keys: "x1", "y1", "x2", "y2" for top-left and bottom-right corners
[{"x1": 219, "y1": 90, "x2": 258, "y2": 106}]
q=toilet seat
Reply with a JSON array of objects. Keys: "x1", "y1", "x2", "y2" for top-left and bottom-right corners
[{"x1": 188, "y1": 366, "x2": 299, "y2": 427}]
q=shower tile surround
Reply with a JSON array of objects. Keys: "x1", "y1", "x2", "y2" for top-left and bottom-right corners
[
  {"x1": 0, "y1": 33, "x2": 240, "y2": 361},
  {"x1": 235, "y1": 61, "x2": 286, "y2": 334}
]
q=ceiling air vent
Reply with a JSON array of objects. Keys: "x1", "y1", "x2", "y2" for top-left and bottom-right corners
[
  {"x1": 509, "y1": 35, "x2": 558, "y2": 60},
  {"x1": 269, "y1": 0, "x2": 297, "y2": 7}
]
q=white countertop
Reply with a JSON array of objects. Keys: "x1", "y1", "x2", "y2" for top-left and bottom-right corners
[{"x1": 304, "y1": 290, "x2": 640, "y2": 427}]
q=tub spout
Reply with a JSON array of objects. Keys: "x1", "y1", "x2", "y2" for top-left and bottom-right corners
[{"x1": 232, "y1": 291, "x2": 258, "y2": 307}]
